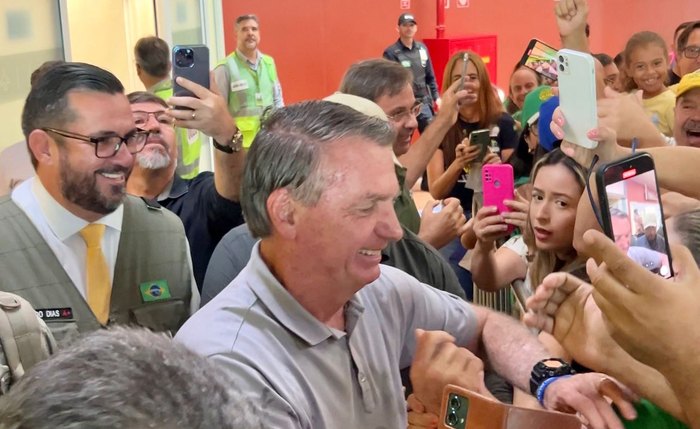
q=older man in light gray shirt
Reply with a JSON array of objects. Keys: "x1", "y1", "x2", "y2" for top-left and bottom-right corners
[{"x1": 175, "y1": 100, "x2": 635, "y2": 428}]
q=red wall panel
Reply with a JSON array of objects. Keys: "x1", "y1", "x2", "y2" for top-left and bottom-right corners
[{"x1": 221, "y1": 0, "x2": 700, "y2": 104}]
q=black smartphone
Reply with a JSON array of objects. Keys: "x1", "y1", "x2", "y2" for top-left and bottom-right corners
[
  {"x1": 519, "y1": 38, "x2": 559, "y2": 83},
  {"x1": 596, "y1": 152, "x2": 673, "y2": 278},
  {"x1": 443, "y1": 392, "x2": 469, "y2": 429},
  {"x1": 172, "y1": 45, "x2": 210, "y2": 101},
  {"x1": 469, "y1": 129, "x2": 490, "y2": 163}
]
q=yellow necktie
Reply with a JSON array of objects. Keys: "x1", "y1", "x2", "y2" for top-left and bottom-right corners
[{"x1": 79, "y1": 224, "x2": 111, "y2": 324}]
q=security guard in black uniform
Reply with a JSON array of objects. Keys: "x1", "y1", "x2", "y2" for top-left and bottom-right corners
[{"x1": 383, "y1": 13, "x2": 441, "y2": 134}]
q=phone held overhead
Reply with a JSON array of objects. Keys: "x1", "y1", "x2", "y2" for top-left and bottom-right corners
[
  {"x1": 172, "y1": 45, "x2": 210, "y2": 101},
  {"x1": 556, "y1": 49, "x2": 598, "y2": 149}
]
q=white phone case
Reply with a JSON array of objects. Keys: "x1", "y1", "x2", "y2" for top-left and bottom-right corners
[{"x1": 557, "y1": 49, "x2": 598, "y2": 149}]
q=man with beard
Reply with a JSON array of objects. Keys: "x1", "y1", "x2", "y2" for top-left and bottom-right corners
[
  {"x1": 0, "y1": 62, "x2": 197, "y2": 344},
  {"x1": 125, "y1": 84, "x2": 245, "y2": 290},
  {"x1": 215, "y1": 14, "x2": 283, "y2": 148},
  {"x1": 673, "y1": 70, "x2": 700, "y2": 148}
]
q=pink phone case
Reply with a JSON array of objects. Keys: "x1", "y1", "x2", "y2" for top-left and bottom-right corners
[{"x1": 482, "y1": 164, "x2": 515, "y2": 232}]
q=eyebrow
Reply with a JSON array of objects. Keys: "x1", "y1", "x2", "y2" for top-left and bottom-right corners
[{"x1": 532, "y1": 187, "x2": 574, "y2": 199}]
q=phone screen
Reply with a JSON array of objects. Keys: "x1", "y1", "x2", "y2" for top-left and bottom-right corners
[
  {"x1": 522, "y1": 39, "x2": 558, "y2": 83},
  {"x1": 602, "y1": 160, "x2": 673, "y2": 278}
]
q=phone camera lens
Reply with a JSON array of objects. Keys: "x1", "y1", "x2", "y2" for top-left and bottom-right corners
[
  {"x1": 558, "y1": 55, "x2": 564, "y2": 62},
  {"x1": 447, "y1": 411, "x2": 459, "y2": 426},
  {"x1": 559, "y1": 64, "x2": 565, "y2": 72},
  {"x1": 449, "y1": 396, "x2": 461, "y2": 410},
  {"x1": 175, "y1": 48, "x2": 195, "y2": 68}
]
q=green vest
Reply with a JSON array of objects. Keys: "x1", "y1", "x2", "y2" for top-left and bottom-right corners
[
  {"x1": 220, "y1": 52, "x2": 278, "y2": 148},
  {"x1": 151, "y1": 79, "x2": 202, "y2": 180},
  {"x1": 0, "y1": 195, "x2": 192, "y2": 345}
]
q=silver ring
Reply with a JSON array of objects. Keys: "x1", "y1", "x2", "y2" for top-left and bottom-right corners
[{"x1": 191, "y1": 111, "x2": 196, "y2": 120}]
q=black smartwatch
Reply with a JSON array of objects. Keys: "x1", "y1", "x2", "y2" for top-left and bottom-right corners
[
  {"x1": 529, "y1": 358, "x2": 575, "y2": 396},
  {"x1": 213, "y1": 128, "x2": 243, "y2": 154}
]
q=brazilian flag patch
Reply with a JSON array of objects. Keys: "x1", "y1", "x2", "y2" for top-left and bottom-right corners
[{"x1": 139, "y1": 280, "x2": 172, "y2": 302}]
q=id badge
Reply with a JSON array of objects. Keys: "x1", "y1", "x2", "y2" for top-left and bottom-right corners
[{"x1": 255, "y1": 92, "x2": 264, "y2": 106}]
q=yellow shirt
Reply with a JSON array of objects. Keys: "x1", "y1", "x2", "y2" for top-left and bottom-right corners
[{"x1": 642, "y1": 89, "x2": 676, "y2": 137}]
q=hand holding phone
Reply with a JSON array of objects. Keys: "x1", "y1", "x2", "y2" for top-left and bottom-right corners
[
  {"x1": 557, "y1": 49, "x2": 598, "y2": 149},
  {"x1": 596, "y1": 152, "x2": 673, "y2": 278},
  {"x1": 172, "y1": 45, "x2": 210, "y2": 102},
  {"x1": 482, "y1": 164, "x2": 515, "y2": 234},
  {"x1": 468, "y1": 129, "x2": 490, "y2": 163}
]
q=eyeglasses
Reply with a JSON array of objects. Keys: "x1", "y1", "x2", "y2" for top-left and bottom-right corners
[
  {"x1": 386, "y1": 102, "x2": 422, "y2": 122},
  {"x1": 132, "y1": 110, "x2": 174, "y2": 127},
  {"x1": 528, "y1": 123, "x2": 540, "y2": 137},
  {"x1": 42, "y1": 127, "x2": 148, "y2": 158},
  {"x1": 682, "y1": 45, "x2": 700, "y2": 60}
]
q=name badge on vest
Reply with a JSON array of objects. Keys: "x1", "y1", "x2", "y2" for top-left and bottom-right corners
[
  {"x1": 255, "y1": 92, "x2": 264, "y2": 106},
  {"x1": 187, "y1": 128, "x2": 199, "y2": 144},
  {"x1": 400, "y1": 60, "x2": 411, "y2": 68},
  {"x1": 35, "y1": 307, "x2": 74, "y2": 321},
  {"x1": 230, "y1": 79, "x2": 249, "y2": 92},
  {"x1": 419, "y1": 48, "x2": 428, "y2": 67},
  {"x1": 139, "y1": 280, "x2": 172, "y2": 303}
]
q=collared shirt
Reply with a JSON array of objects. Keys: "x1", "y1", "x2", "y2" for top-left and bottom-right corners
[
  {"x1": 12, "y1": 177, "x2": 201, "y2": 314},
  {"x1": 11, "y1": 177, "x2": 123, "y2": 299},
  {"x1": 176, "y1": 242, "x2": 477, "y2": 428}
]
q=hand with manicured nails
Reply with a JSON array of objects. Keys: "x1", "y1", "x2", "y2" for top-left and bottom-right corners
[{"x1": 472, "y1": 205, "x2": 510, "y2": 245}]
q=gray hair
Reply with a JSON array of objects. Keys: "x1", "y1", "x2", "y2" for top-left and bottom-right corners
[
  {"x1": 241, "y1": 100, "x2": 395, "y2": 238},
  {"x1": 0, "y1": 327, "x2": 261, "y2": 429},
  {"x1": 339, "y1": 58, "x2": 413, "y2": 102}
]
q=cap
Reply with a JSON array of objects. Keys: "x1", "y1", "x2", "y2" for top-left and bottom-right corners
[
  {"x1": 521, "y1": 86, "x2": 555, "y2": 130},
  {"x1": 398, "y1": 13, "x2": 417, "y2": 25},
  {"x1": 537, "y1": 95, "x2": 561, "y2": 152},
  {"x1": 675, "y1": 70, "x2": 700, "y2": 99},
  {"x1": 643, "y1": 214, "x2": 658, "y2": 230},
  {"x1": 323, "y1": 92, "x2": 388, "y2": 122}
]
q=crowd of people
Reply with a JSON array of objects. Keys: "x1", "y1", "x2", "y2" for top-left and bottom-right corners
[{"x1": 0, "y1": 0, "x2": 700, "y2": 428}]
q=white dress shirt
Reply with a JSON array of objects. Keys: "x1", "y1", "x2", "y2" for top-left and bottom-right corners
[{"x1": 11, "y1": 177, "x2": 200, "y2": 314}]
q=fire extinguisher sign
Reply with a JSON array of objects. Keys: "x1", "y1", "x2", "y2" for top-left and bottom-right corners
[{"x1": 400, "y1": 0, "x2": 410, "y2": 9}]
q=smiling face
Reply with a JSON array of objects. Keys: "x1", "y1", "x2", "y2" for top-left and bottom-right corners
[
  {"x1": 290, "y1": 138, "x2": 403, "y2": 292},
  {"x1": 40, "y1": 91, "x2": 136, "y2": 220},
  {"x1": 674, "y1": 88, "x2": 700, "y2": 148},
  {"x1": 510, "y1": 67, "x2": 538, "y2": 109},
  {"x1": 529, "y1": 164, "x2": 583, "y2": 255},
  {"x1": 374, "y1": 83, "x2": 418, "y2": 156},
  {"x1": 627, "y1": 43, "x2": 668, "y2": 97},
  {"x1": 130, "y1": 101, "x2": 177, "y2": 170},
  {"x1": 678, "y1": 29, "x2": 700, "y2": 77}
]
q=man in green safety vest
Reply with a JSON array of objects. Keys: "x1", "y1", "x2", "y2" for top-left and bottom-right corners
[
  {"x1": 134, "y1": 36, "x2": 202, "y2": 179},
  {"x1": 214, "y1": 14, "x2": 284, "y2": 148}
]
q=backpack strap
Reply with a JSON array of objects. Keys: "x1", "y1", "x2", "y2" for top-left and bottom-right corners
[{"x1": 0, "y1": 291, "x2": 56, "y2": 394}]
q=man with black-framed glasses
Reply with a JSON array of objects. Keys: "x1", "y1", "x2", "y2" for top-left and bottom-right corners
[
  {"x1": 674, "y1": 21, "x2": 700, "y2": 82},
  {"x1": 125, "y1": 80, "x2": 246, "y2": 290},
  {"x1": 0, "y1": 62, "x2": 197, "y2": 345}
]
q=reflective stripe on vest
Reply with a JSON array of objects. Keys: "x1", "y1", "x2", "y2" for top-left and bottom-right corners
[
  {"x1": 152, "y1": 84, "x2": 201, "y2": 179},
  {"x1": 220, "y1": 53, "x2": 277, "y2": 147}
]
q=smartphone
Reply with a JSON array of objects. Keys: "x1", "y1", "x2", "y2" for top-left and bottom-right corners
[
  {"x1": 519, "y1": 39, "x2": 559, "y2": 82},
  {"x1": 482, "y1": 164, "x2": 515, "y2": 233},
  {"x1": 557, "y1": 49, "x2": 598, "y2": 149},
  {"x1": 172, "y1": 45, "x2": 210, "y2": 101},
  {"x1": 596, "y1": 152, "x2": 673, "y2": 278},
  {"x1": 440, "y1": 384, "x2": 581, "y2": 429},
  {"x1": 457, "y1": 52, "x2": 469, "y2": 91},
  {"x1": 469, "y1": 129, "x2": 490, "y2": 163}
]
